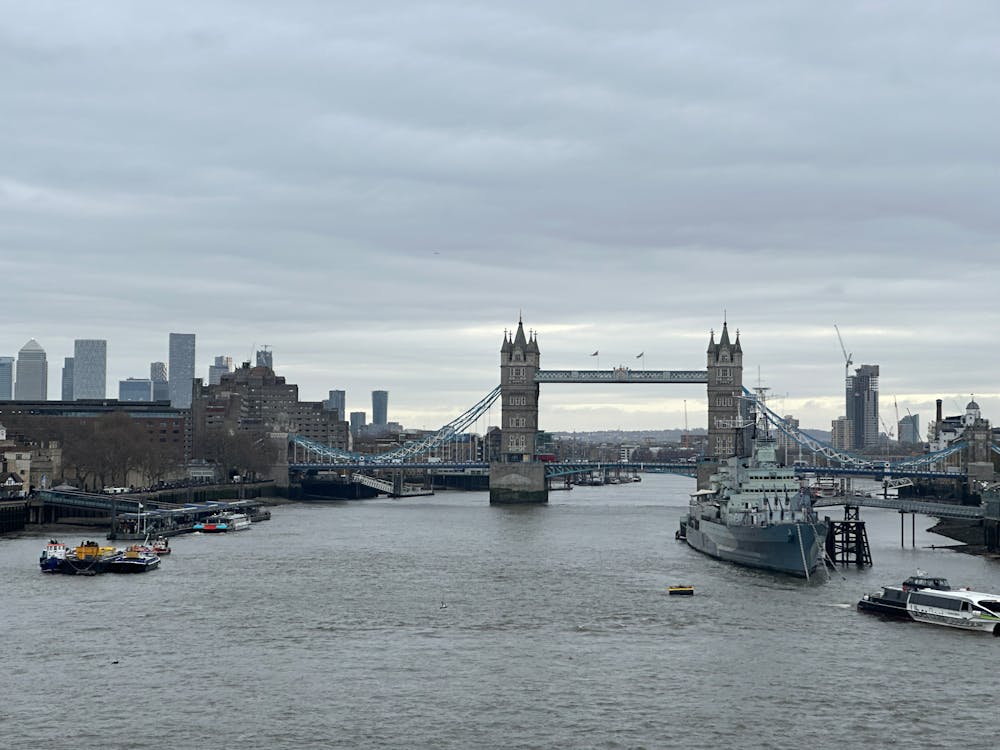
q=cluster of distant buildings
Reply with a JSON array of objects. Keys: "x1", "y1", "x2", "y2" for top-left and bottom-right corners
[
  {"x1": 0, "y1": 335, "x2": 393, "y2": 436},
  {"x1": 778, "y1": 363, "x2": 917, "y2": 453},
  {"x1": 0, "y1": 333, "x2": 405, "y2": 494},
  {"x1": 0, "y1": 334, "x2": 196, "y2": 408},
  {"x1": 829, "y1": 364, "x2": 886, "y2": 450}
]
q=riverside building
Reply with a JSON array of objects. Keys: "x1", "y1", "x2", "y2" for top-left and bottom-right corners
[{"x1": 189, "y1": 362, "x2": 349, "y2": 457}]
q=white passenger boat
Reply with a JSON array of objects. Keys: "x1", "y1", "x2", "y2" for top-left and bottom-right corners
[
  {"x1": 906, "y1": 588, "x2": 1000, "y2": 635},
  {"x1": 193, "y1": 512, "x2": 252, "y2": 533}
]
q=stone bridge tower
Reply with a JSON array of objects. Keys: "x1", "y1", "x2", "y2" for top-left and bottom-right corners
[
  {"x1": 499, "y1": 316, "x2": 540, "y2": 462},
  {"x1": 706, "y1": 321, "x2": 744, "y2": 459}
]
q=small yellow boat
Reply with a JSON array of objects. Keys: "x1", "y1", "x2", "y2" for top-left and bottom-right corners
[{"x1": 668, "y1": 585, "x2": 694, "y2": 596}]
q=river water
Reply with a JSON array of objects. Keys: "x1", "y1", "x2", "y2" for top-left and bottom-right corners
[{"x1": 3, "y1": 473, "x2": 998, "y2": 749}]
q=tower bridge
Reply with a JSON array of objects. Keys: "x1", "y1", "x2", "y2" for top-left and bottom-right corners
[
  {"x1": 286, "y1": 315, "x2": 978, "y2": 503},
  {"x1": 496, "y1": 315, "x2": 741, "y2": 472}
]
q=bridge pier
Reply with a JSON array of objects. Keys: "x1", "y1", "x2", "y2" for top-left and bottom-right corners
[
  {"x1": 825, "y1": 505, "x2": 872, "y2": 567},
  {"x1": 489, "y1": 462, "x2": 548, "y2": 505},
  {"x1": 900, "y1": 510, "x2": 916, "y2": 548}
]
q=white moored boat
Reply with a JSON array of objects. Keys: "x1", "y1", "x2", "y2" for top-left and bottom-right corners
[
  {"x1": 906, "y1": 588, "x2": 1000, "y2": 635},
  {"x1": 193, "y1": 512, "x2": 252, "y2": 533}
]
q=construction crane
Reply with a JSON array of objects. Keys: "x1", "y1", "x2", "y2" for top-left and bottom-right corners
[
  {"x1": 834, "y1": 325, "x2": 853, "y2": 388},
  {"x1": 894, "y1": 396, "x2": 900, "y2": 434}
]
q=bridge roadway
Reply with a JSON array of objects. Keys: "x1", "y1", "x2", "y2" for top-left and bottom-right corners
[
  {"x1": 291, "y1": 460, "x2": 699, "y2": 475},
  {"x1": 292, "y1": 459, "x2": 960, "y2": 481},
  {"x1": 534, "y1": 369, "x2": 708, "y2": 384},
  {"x1": 813, "y1": 495, "x2": 984, "y2": 520},
  {"x1": 791, "y1": 465, "x2": 964, "y2": 480},
  {"x1": 40, "y1": 474, "x2": 982, "y2": 522}
]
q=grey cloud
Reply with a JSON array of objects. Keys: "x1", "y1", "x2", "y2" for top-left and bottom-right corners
[{"x1": 3, "y1": 1, "x2": 1000, "y2": 430}]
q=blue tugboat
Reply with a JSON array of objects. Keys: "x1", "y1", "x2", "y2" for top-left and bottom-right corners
[{"x1": 39, "y1": 540, "x2": 69, "y2": 573}]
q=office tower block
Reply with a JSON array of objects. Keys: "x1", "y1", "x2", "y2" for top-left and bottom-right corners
[
  {"x1": 846, "y1": 364, "x2": 880, "y2": 449},
  {"x1": 898, "y1": 413, "x2": 921, "y2": 444},
  {"x1": 372, "y1": 390, "x2": 388, "y2": 426},
  {"x1": 150, "y1": 361, "x2": 167, "y2": 382},
  {"x1": 61, "y1": 357, "x2": 75, "y2": 400},
  {"x1": 14, "y1": 339, "x2": 47, "y2": 400},
  {"x1": 323, "y1": 390, "x2": 346, "y2": 419},
  {"x1": 350, "y1": 411, "x2": 366, "y2": 436},
  {"x1": 168, "y1": 333, "x2": 196, "y2": 408},
  {"x1": 256, "y1": 347, "x2": 273, "y2": 369},
  {"x1": 150, "y1": 361, "x2": 169, "y2": 401},
  {"x1": 119, "y1": 378, "x2": 153, "y2": 401},
  {"x1": 73, "y1": 339, "x2": 107, "y2": 399},
  {"x1": 208, "y1": 355, "x2": 234, "y2": 385},
  {"x1": 0, "y1": 356, "x2": 14, "y2": 400}
]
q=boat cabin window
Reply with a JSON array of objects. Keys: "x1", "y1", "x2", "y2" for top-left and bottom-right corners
[
  {"x1": 909, "y1": 592, "x2": 964, "y2": 611},
  {"x1": 907, "y1": 576, "x2": 950, "y2": 591},
  {"x1": 980, "y1": 601, "x2": 1000, "y2": 614}
]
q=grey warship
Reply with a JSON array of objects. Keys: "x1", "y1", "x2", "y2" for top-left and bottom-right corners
[{"x1": 679, "y1": 414, "x2": 828, "y2": 579}]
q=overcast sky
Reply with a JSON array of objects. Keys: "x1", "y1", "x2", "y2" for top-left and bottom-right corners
[{"x1": 3, "y1": 2, "x2": 999, "y2": 434}]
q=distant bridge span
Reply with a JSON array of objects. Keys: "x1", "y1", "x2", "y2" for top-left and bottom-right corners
[{"x1": 534, "y1": 369, "x2": 707, "y2": 384}]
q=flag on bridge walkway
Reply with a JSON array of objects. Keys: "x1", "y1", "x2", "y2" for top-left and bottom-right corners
[
  {"x1": 636, "y1": 352, "x2": 644, "y2": 358},
  {"x1": 591, "y1": 351, "x2": 599, "y2": 356}
]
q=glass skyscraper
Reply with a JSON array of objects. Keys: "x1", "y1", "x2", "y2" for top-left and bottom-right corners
[
  {"x1": 350, "y1": 411, "x2": 366, "y2": 436},
  {"x1": 119, "y1": 378, "x2": 153, "y2": 401},
  {"x1": 61, "y1": 357, "x2": 74, "y2": 400},
  {"x1": 372, "y1": 390, "x2": 388, "y2": 426},
  {"x1": 847, "y1": 364, "x2": 880, "y2": 449},
  {"x1": 0, "y1": 356, "x2": 13, "y2": 400},
  {"x1": 324, "y1": 389, "x2": 346, "y2": 419},
  {"x1": 150, "y1": 362, "x2": 169, "y2": 401},
  {"x1": 256, "y1": 348, "x2": 273, "y2": 369},
  {"x1": 168, "y1": 333, "x2": 196, "y2": 409},
  {"x1": 14, "y1": 339, "x2": 47, "y2": 400},
  {"x1": 208, "y1": 355, "x2": 234, "y2": 385},
  {"x1": 73, "y1": 339, "x2": 107, "y2": 399}
]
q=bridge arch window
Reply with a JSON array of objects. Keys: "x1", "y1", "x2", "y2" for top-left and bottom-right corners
[
  {"x1": 509, "y1": 394, "x2": 527, "y2": 406},
  {"x1": 510, "y1": 367, "x2": 526, "y2": 383}
]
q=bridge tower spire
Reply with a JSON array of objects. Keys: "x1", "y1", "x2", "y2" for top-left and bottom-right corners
[
  {"x1": 499, "y1": 316, "x2": 540, "y2": 462},
  {"x1": 706, "y1": 320, "x2": 744, "y2": 459}
]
